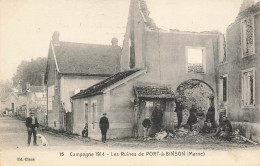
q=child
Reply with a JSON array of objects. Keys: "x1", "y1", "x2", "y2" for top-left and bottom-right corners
[{"x1": 202, "y1": 118, "x2": 212, "y2": 133}]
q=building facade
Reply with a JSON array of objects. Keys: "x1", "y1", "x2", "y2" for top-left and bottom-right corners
[
  {"x1": 71, "y1": 0, "x2": 225, "y2": 139},
  {"x1": 218, "y1": 1, "x2": 260, "y2": 142},
  {"x1": 45, "y1": 32, "x2": 121, "y2": 131}
]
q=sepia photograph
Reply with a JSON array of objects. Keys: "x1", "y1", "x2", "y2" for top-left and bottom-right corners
[{"x1": 0, "y1": 0, "x2": 260, "y2": 165}]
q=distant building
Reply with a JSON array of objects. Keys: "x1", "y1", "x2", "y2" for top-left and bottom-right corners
[
  {"x1": 218, "y1": 0, "x2": 260, "y2": 142},
  {"x1": 16, "y1": 81, "x2": 47, "y2": 125},
  {"x1": 0, "y1": 92, "x2": 18, "y2": 115},
  {"x1": 45, "y1": 32, "x2": 121, "y2": 131}
]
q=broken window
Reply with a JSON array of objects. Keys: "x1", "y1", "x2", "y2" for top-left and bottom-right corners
[
  {"x1": 187, "y1": 48, "x2": 205, "y2": 73},
  {"x1": 241, "y1": 16, "x2": 255, "y2": 57},
  {"x1": 242, "y1": 69, "x2": 255, "y2": 106}
]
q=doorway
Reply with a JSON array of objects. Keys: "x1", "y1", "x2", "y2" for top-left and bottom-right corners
[{"x1": 84, "y1": 103, "x2": 88, "y2": 127}]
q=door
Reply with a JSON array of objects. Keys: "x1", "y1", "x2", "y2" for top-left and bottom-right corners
[
  {"x1": 11, "y1": 103, "x2": 14, "y2": 113},
  {"x1": 85, "y1": 103, "x2": 88, "y2": 126},
  {"x1": 65, "y1": 112, "x2": 72, "y2": 133}
]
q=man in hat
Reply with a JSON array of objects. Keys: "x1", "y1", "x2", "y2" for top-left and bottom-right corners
[
  {"x1": 99, "y1": 113, "x2": 109, "y2": 143},
  {"x1": 214, "y1": 115, "x2": 232, "y2": 138},
  {"x1": 175, "y1": 98, "x2": 184, "y2": 129},
  {"x1": 25, "y1": 111, "x2": 39, "y2": 146}
]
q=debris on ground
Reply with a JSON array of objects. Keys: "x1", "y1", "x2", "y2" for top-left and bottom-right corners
[
  {"x1": 189, "y1": 130, "x2": 198, "y2": 136},
  {"x1": 178, "y1": 128, "x2": 189, "y2": 134},
  {"x1": 231, "y1": 129, "x2": 258, "y2": 145},
  {"x1": 155, "y1": 131, "x2": 167, "y2": 140},
  {"x1": 141, "y1": 128, "x2": 258, "y2": 146},
  {"x1": 168, "y1": 133, "x2": 174, "y2": 138}
]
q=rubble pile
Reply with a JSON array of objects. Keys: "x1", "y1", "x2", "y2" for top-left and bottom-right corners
[
  {"x1": 231, "y1": 129, "x2": 258, "y2": 145},
  {"x1": 142, "y1": 128, "x2": 258, "y2": 145}
]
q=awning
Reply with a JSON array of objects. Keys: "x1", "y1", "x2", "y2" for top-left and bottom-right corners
[{"x1": 134, "y1": 86, "x2": 176, "y2": 99}]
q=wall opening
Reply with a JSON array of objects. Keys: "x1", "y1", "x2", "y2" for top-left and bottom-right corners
[
  {"x1": 186, "y1": 47, "x2": 206, "y2": 73},
  {"x1": 176, "y1": 79, "x2": 215, "y2": 127}
]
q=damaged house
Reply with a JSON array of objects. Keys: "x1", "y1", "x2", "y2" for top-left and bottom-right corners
[
  {"x1": 71, "y1": 0, "x2": 225, "y2": 139},
  {"x1": 218, "y1": 0, "x2": 260, "y2": 142},
  {"x1": 44, "y1": 32, "x2": 121, "y2": 131}
]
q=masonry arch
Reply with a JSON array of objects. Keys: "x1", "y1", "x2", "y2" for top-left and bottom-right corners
[{"x1": 176, "y1": 79, "x2": 217, "y2": 126}]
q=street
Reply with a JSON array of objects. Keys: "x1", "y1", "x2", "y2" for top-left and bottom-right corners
[
  {"x1": 0, "y1": 117, "x2": 90, "y2": 150},
  {"x1": 1, "y1": 117, "x2": 260, "y2": 166},
  {"x1": 0, "y1": 117, "x2": 259, "y2": 151}
]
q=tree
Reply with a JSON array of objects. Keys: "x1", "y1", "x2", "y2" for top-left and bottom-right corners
[
  {"x1": 12, "y1": 57, "x2": 47, "y2": 91},
  {"x1": 0, "y1": 80, "x2": 14, "y2": 93}
]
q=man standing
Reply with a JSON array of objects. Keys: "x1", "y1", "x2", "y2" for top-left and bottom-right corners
[
  {"x1": 142, "y1": 116, "x2": 151, "y2": 140},
  {"x1": 206, "y1": 102, "x2": 215, "y2": 125},
  {"x1": 187, "y1": 105, "x2": 197, "y2": 131},
  {"x1": 175, "y1": 99, "x2": 184, "y2": 129},
  {"x1": 151, "y1": 105, "x2": 163, "y2": 133},
  {"x1": 25, "y1": 111, "x2": 39, "y2": 146},
  {"x1": 99, "y1": 113, "x2": 109, "y2": 143}
]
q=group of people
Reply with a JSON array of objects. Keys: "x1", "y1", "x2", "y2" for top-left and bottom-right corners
[
  {"x1": 141, "y1": 99, "x2": 233, "y2": 140},
  {"x1": 175, "y1": 99, "x2": 233, "y2": 139},
  {"x1": 26, "y1": 100, "x2": 233, "y2": 145},
  {"x1": 82, "y1": 112, "x2": 110, "y2": 143},
  {"x1": 175, "y1": 99, "x2": 198, "y2": 131},
  {"x1": 26, "y1": 111, "x2": 110, "y2": 145}
]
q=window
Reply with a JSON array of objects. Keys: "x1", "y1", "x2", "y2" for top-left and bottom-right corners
[
  {"x1": 48, "y1": 85, "x2": 54, "y2": 111},
  {"x1": 223, "y1": 76, "x2": 227, "y2": 102},
  {"x1": 242, "y1": 68, "x2": 255, "y2": 107},
  {"x1": 91, "y1": 101, "x2": 97, "y2": 130},
  {"x1": 186, "y1": 47, "x2": 206, "y2": 73},
  {"x1": 11, "y1": 103, "x2": 14, "y2": 111},
  {"x1": 241, "y1": 16, "x2": 255, "y2": 57},
  {"x1": 219, "y1": 75, "x2": 228, "y2": 103}
]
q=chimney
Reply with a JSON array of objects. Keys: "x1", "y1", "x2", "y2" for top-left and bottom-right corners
[
  {"x1": 52, "y1": 31, "x2": 60, "y2": 47},
  {"x1": 111, "y1": 37, "x2": 118, "y2": 46}
]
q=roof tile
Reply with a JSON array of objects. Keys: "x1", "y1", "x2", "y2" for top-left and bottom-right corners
[
  {"x1": 54, "y1": 42, "x2": 121, "y2": 75},
  {"x1": 134, "y1": 86, "x2": 176, "y2": 99},
  {"x1": 72, "y1": 70, "x2": 139, "y2": 99}
]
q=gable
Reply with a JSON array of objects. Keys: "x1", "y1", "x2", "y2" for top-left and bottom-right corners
[
  {"x1": 121, "y1": 0, "x2": 148, "y2": 71},
  {"x1": 45, "y1": 43, "x2": 58, "y2": 86}
]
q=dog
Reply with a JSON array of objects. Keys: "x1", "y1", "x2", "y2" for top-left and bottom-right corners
[{"x1": 36, "y1": 134, "x2": 48, "y2": 146}]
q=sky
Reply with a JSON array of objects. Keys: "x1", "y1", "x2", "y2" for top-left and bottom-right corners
[{"x1": 0, "y1": 0, "x2": 256, "y2": 82}]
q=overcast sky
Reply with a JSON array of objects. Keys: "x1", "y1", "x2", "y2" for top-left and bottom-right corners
[{"x1": 0, "y1": 0, "x2": 254, "y2": 82}]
